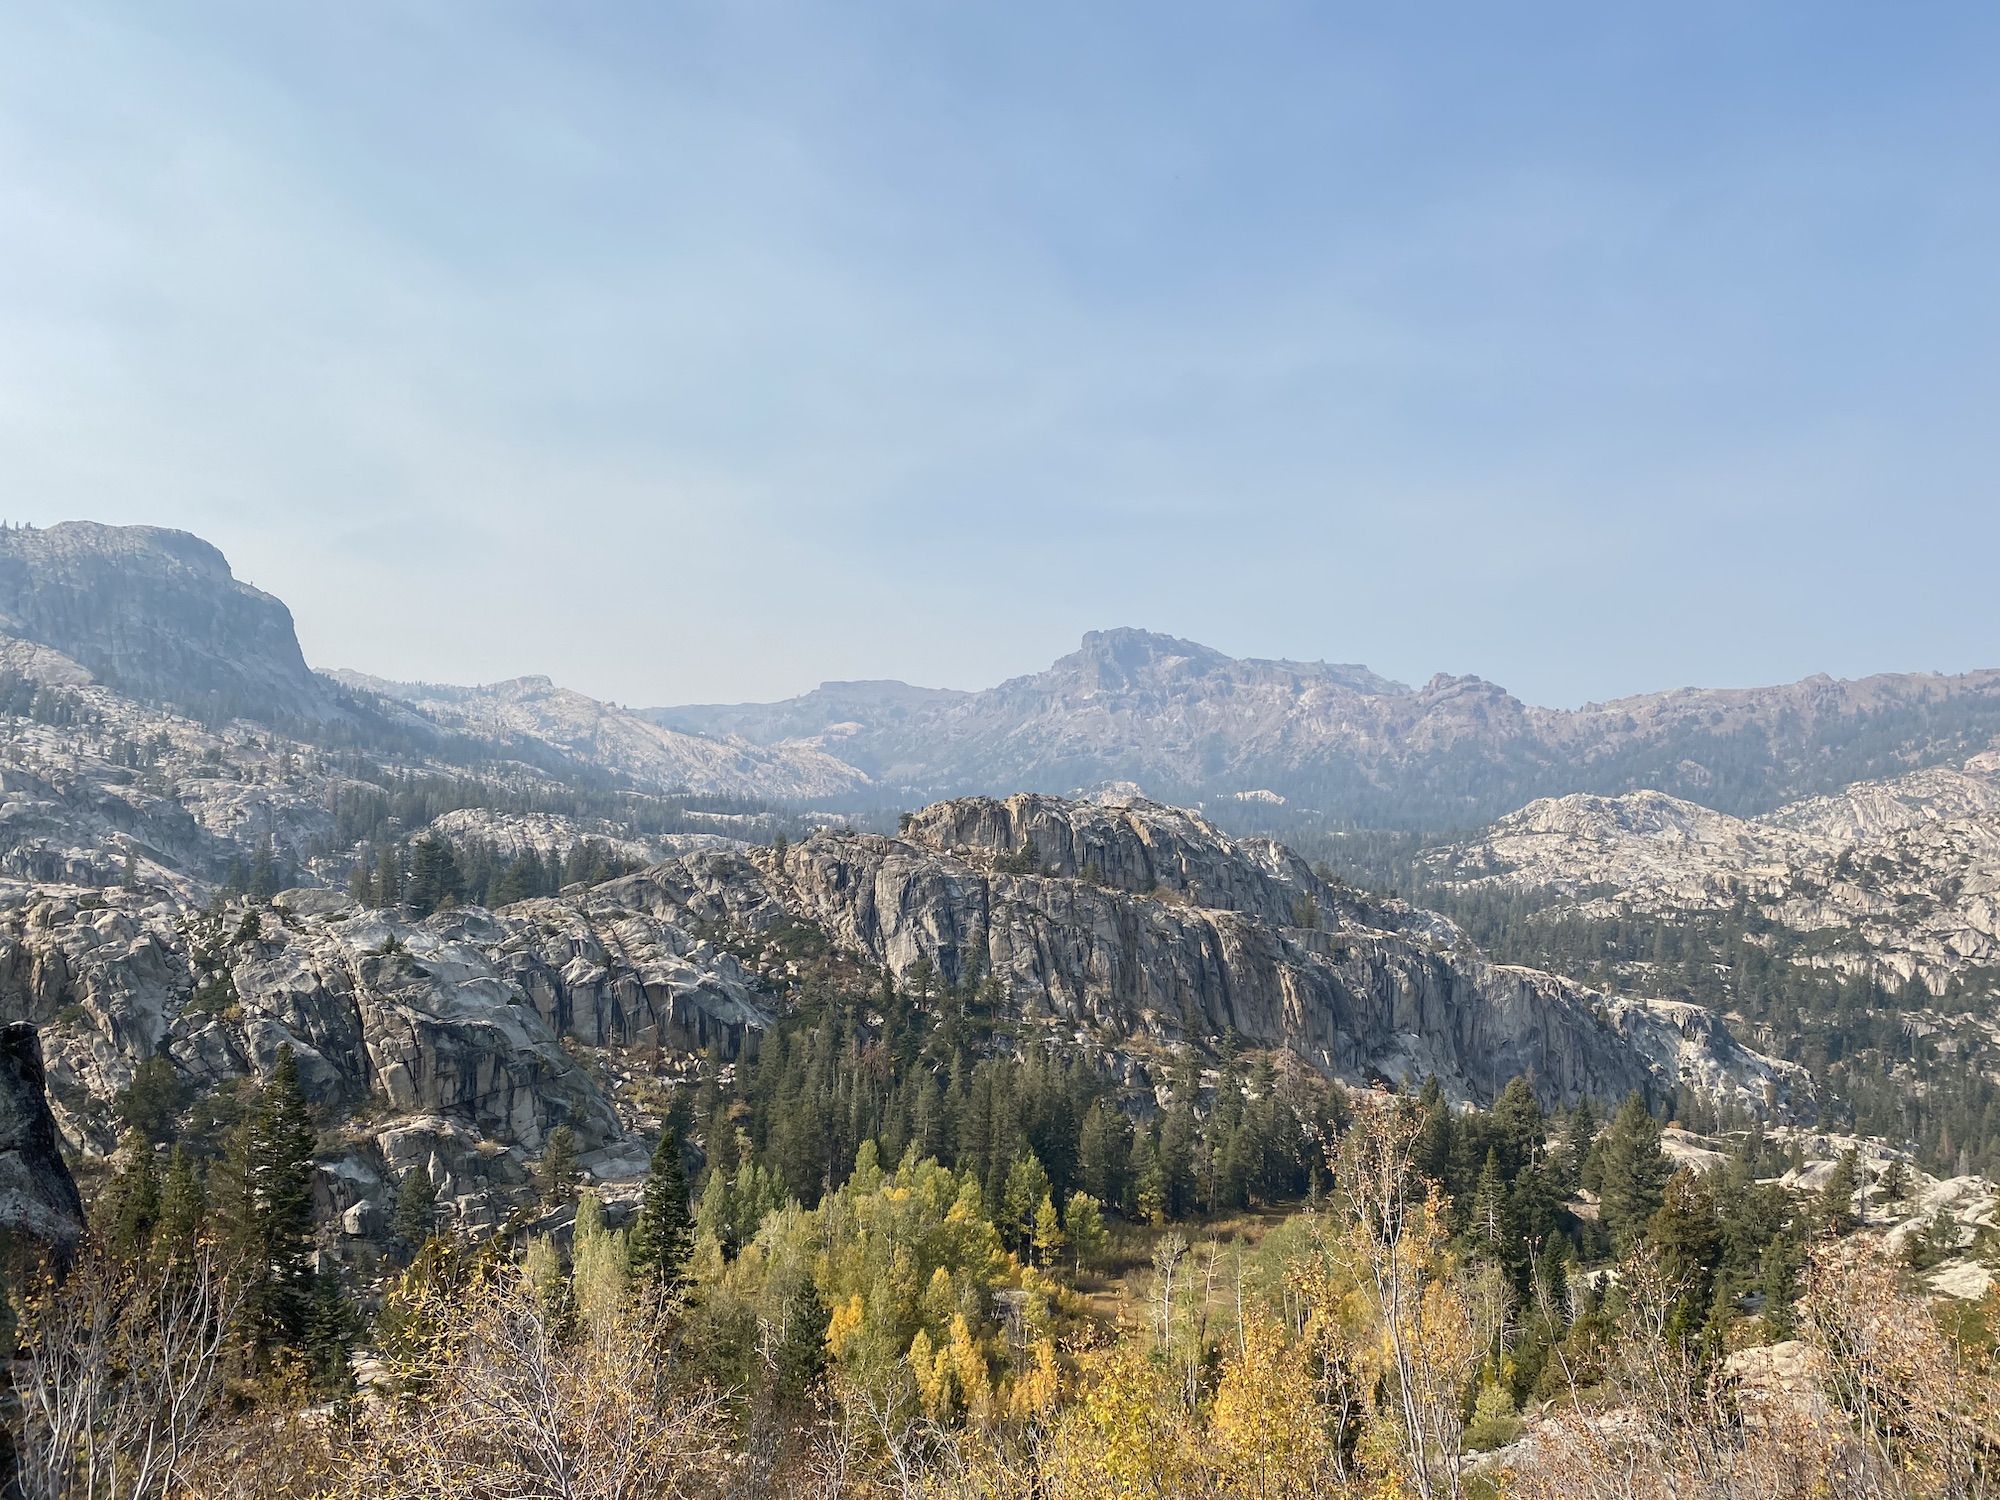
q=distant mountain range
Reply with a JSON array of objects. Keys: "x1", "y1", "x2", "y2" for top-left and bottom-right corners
[
  {"x1": 5, "y1": 521, "x2": 1999, "y2": 826},
  {"x1": 328, "y1": 670, "x2": 871, "y2": 801},
  {"x1": 651, "y1": 627, "x2": 2000, "y2": 826},
  {"x1": 0, "y1": 522, "x2": 865, "y2": 802}
]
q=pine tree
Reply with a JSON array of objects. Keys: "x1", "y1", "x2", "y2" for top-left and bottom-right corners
[
  {"x1": 249, "y1": 835, "x2": 280, "y2": 901},
  {"x1": 1565, "y1": 1100, "x2": 1600, "y2": 1197},
  {"x1": 1414, "y1": 1076, "x2": 1455, "y2": 1188},
  {"x1": 1647, "y1": 1167, "x2": 1723, "y2": 1327},
  {"x1": 1491, "y1": 1076, "x2": 1545, "y2": 1179},
  {"x1": 157, "y1": 1146, "x2": 207, "y2": 1250},
  {"x1": 695, "y1": 1168, "x2": 734, "y2": 1258},
  {"x1": 404, "y1": 837, "x2": 463, "y2": 917},
  {"x1": 1468, "y1": 1148, "x2": 1509, "y2": 1251},
  {"x1": 1916, "y1": 1206, "x2": 1962, "y2": 1267},
  {"x1": 771, "y1": 1272, "x2": 830, "y2": 1406},
  {"x1": 115, "y1": 1055, "x2": 186, "y2": 1145},
  {"x1": 104, "y1": 1130, "x2": 161, "y2": 1258},
  {"x1": 1157, "y1": 1114, "x2": 1197, "y2": 1222},
  {"x1": 227, "y1": 1045, "x2": 320, "y2": 1352},
  {"x1": 1596, "y1": 1093, "x2": 1670, "y2": 1251},
  {"x1": 520, "y1": 845, "x2": 550, "y2": 899},
  {"x1": 628, "y1": 1129, "x2": 694, "y2": 1296},
  {"x1": 302, "y1": 1271, "x2": 358, "y2": 1392},
  {"x1": 1078, "y1": 1099, "x2": 1129, "y2": 1207},
  {"x1": 1816, "y1": 1150, "x2": 1861, "y2": 1236},
  {"x1": 491, "y1": 848, "x2": 542, "y2": 907},
  {"x1": 1134, "y1": 1138, "x2": 1168, "y2": 1227},
  {"x1": 1877, "y1": 1156, "x2": 1910, "y2": 1212},
  {"x1": 1002, "y1": 1154, "x2": 1053, "y2": 1253},
  {"x1": 1063, "y1": 1191, "x2": 1110, "y2": 1275},
  {"x1": 392, "y1": 1163, "x2": 437, "y2": 1250},
  {"x1": 538, "y1": 1125, "x2": 579, "y2": 1204},
  {"x1": 1214, "y1": 1118, "x2": 1254, "y2": 1212}
]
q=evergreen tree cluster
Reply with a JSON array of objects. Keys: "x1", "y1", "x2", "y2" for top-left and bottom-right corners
[
  {"x1": 87, "y1": 1043, "x2": 355, "y2": 1390},
  {"x1": 1277, "y1": 839, "x2": 2000, "y2": 1180},
  {"x1": 711, "y1": 966, "x2": 1340, "y2": 1235},
  {"x1": 343, "y1": 832, "x2": 643, "y2": 915}
]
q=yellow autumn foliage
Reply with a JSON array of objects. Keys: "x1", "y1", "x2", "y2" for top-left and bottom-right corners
[{"x1": 1209, "y1": 1316, "x2": 1337, "y2": 1497}]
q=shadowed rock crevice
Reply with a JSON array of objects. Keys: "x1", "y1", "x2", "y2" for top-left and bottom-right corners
[{"x1": 0, "y1": 1021, "x2": 84, "y2": 1263}]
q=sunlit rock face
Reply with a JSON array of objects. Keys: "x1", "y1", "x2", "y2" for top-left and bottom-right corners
[
  {"x1": 1425, "y1": 755, "x2": 2000, "y2": 995},
  {"x1": 736, "y1": 792, "x2": 1804, "y2": 1116}
]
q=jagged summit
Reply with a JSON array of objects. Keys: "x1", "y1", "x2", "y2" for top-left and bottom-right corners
[
  {"x1": 1060, "y1": 628, "x2": 1234, "y2": 684},
  {"x1": 649, "y1": 627, "x2": 2000, "y2": 823},
  {"x1": 1045, "y1": 628, "x2": 1408, "y2": 697}
]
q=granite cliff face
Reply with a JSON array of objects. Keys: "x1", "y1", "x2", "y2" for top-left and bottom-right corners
[
  {"x1": 652, "y1": 628, "x2": 2000, "y2": 824},
  {"x1": 0, "y1": 522, "x2": 336, "y2": 723},
  {"x1": 0, "y1": 876, "x2": 773, "y2": 1240},
  {"x1": 739, "y1": 793, "x2": 1800, "y2": 1114},
  {"x1": 0, "y1": 1022, "x2": 85, "y2": 1261},
  {"x1": 0, "y1": 890, "x2": 613, "y2": 1152}
]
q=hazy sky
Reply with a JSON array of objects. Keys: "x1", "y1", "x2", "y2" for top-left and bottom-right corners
[{"x1": 3, "y1": 4, "x2": 1996, "y2": 708}]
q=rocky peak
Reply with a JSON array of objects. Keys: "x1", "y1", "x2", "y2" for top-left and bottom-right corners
[
  {"x1": 900, "y1": 792, "x2": 1317, "y2": 921},
  {"x1": 483, "y1": 674, "x2": 560, "y2": 699},
  {"x1": 1063, "y1": 629, "x2": 1234, "y2": 688},
  {"x1": 1419, "y1": 671, "x2": 1507, "y2": 699},
  {"x1": 1056, "y1": 629, "x2": 1407, "y2": 699},
  {"x1": 0, "y1": 520, "x2": 334, "y2": 724}
]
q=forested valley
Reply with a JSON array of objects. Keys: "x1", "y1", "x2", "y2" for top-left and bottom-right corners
[{"x1": 9, "y1": 943, "x2": 1997, "y2": 1500}]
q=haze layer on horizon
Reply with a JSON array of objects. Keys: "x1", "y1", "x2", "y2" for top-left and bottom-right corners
[{"x1": 2, "y1": 3, "x2": 1996, "y2": 708}]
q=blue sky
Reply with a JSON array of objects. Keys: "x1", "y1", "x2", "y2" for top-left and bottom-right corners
[{"x1": 2, "y1": 3, "x2": 1996, "y2": 707}]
